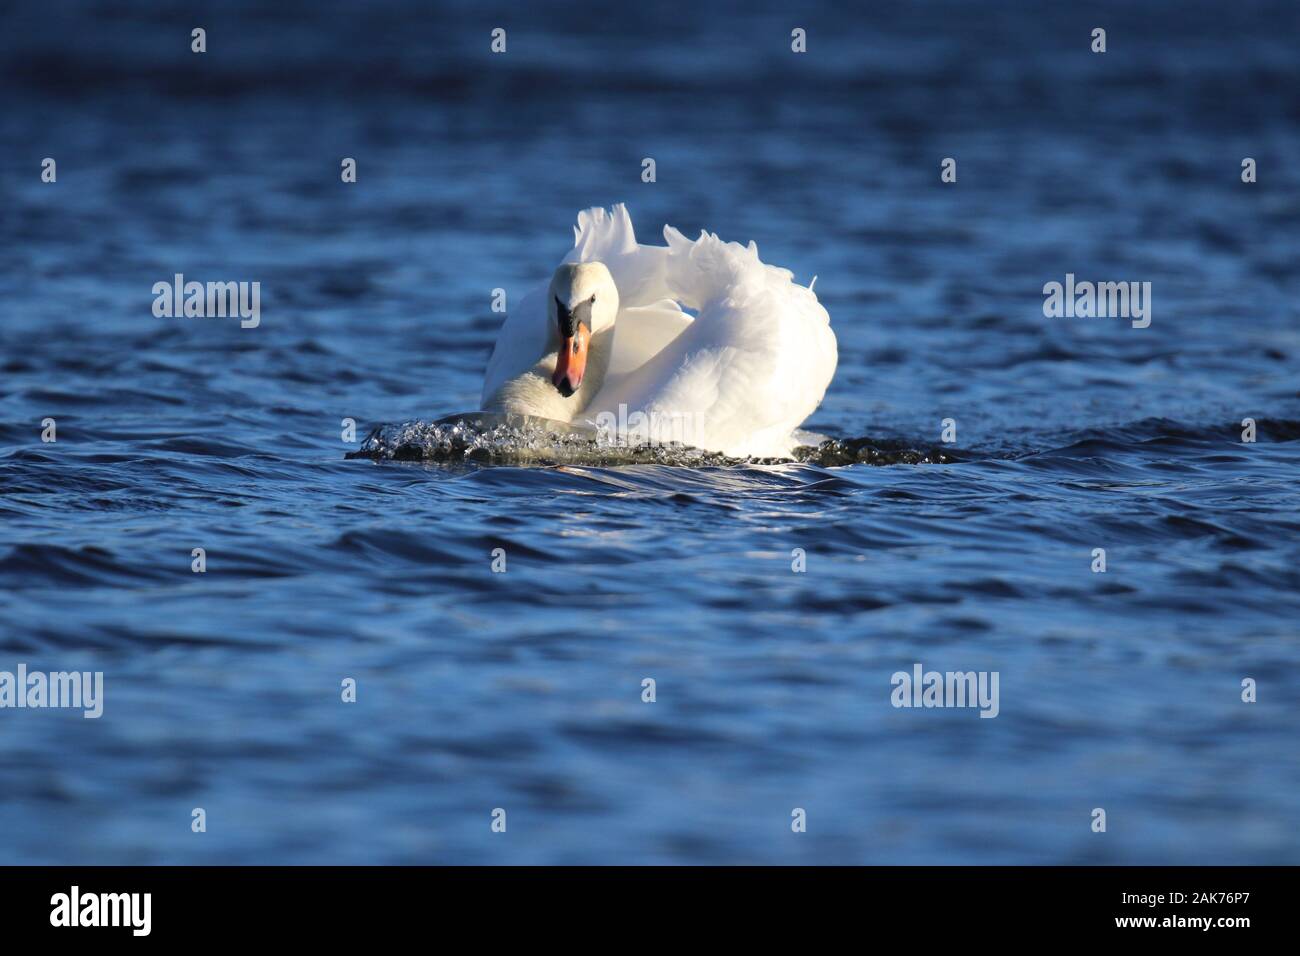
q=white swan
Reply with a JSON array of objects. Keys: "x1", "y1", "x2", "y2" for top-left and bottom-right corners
[{"x1": 481, "y1": 205, "x2": 837, "y2": 458}]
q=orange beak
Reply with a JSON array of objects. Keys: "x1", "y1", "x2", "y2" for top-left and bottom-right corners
[{"x1": 552, "y1": 324, "x2": 590, "y2": 397}]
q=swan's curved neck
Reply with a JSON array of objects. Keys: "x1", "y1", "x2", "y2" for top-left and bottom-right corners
[{"x1": 486, "y1": 326, "x2": 614, "y2": 422}]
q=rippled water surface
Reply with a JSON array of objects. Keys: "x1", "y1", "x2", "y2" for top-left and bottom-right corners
[{"x1": 1, "y1": 0, "x2": 1298, "y2": 863}]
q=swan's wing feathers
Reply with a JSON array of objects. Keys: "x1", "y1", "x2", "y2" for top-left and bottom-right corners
[
  {"x1": 643, "y1": 226, "x2": 837, "y2": 457},
  {"x1": 594, "y1": 284, "x2": 834, "y2": 458},
  {"x1": 605, "y1": 298, "x2": 693, "y2": 377},
  {"x1": 566, "y1": 204, "x2": 674, "y2": 307},
  {"x1": 482, "y1": 280, "x2": 548, "y2": 406}
]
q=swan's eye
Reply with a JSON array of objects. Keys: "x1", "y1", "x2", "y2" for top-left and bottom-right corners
[{"x1": 590, "y1": 295, "x2": 596, "y2": 304}]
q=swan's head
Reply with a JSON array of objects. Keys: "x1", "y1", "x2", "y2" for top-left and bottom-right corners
[{"x1": 548, "y1": 261, "x2": 619, "y2": 397}]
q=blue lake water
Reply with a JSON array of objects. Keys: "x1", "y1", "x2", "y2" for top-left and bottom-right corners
[{"x1": 0, "y1": 0, "x2": 1297, "y2": 863}]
